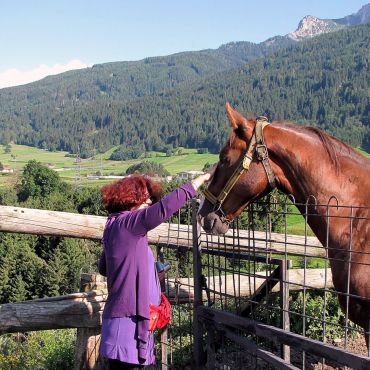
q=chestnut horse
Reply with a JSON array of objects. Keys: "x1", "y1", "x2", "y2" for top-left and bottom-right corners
[{"x1": 198, "y1": 102, "x2": 370, "y2": 351}]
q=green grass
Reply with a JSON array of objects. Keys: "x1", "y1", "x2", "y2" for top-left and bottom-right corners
[
  {"x1": 356, "y1": 147, "x2": 370, "y2": 158},
  {"x1": 141, "y1": 153, "x2": 218, "y2": 173},
  {"x1": 100, "y1": 145, "x2": 120, "y2": 160},
  {"x1": 0, "y1": 144, "x2": 74, "y2": 170},
  {"x1": 284, "y1": 202, "x2": 316, "y2": 236},
  {"x1": 286, "y1": 209, "x2": 315, "y2": 236},
  {"x1": 0, "y1": 144, "x2": 218, "y2": 186}
]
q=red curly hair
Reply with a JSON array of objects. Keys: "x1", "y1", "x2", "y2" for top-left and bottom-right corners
[{"x1": 101, "y1": 175, "x2": 163, "y2": 213}]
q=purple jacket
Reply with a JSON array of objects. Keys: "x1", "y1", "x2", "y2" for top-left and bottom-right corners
[{"x1": 99, "y1": 182, "x2": 196, "y2": 358}]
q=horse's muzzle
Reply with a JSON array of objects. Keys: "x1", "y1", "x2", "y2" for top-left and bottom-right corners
[{"x1": 197, "y1": 212, "x2": 230, "y2": 235}]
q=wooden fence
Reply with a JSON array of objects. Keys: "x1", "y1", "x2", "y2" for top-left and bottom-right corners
[{"x1": 0, "y1": 204, "x2": 369, "y2": 369}]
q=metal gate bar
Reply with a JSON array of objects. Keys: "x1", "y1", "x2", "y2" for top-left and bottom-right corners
[{"x1": 198, "y1": 306, "x2": 370, "y2": 370}]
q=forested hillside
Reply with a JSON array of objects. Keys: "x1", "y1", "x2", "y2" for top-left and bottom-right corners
[
  {"x1": 0, "y1": 38, "x2": 293, "y2": 102},
  {"x1": 0, "y1": 23, "x2": 369, "y2": 156}
]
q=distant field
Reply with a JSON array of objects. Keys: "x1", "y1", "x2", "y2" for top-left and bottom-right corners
[
  {"x1": 357, "y1": 147, "x2": 370, "y2": 158},
  {"x1": 0, "y1": 144, "x2": 74, "y2": 170},
  {"x1": 1, "y1": 143, "x2": 369, "y2": 188},
  {"x1": 0, "y1": 144, "x2": 218, "y2": 186},
  {"x1": 1, "y1": 142, "x2": 369, "y2": 191},
  {"x1": 142, "y1": 152, "x2": 218, "y2": 173},
  {"x1": 286, "y1": 204, "x2": 315, "y2": 236},
  {"x1": 0, "y1": 145, "x2": 71, "y2": 187}
]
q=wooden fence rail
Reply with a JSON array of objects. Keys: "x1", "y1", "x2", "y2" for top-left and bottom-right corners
[
  {"x1": 0, "y1": 205, "x2": 325, "y2": 257},
  {"x1": 0, "y1": 205, "x2": 341, "y2": 370},
  {"x1": 0, "y1": 269, "x2": 333, "y2": 334}
]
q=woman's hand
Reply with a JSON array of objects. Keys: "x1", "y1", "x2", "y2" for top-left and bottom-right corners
[
  {"x1": 158, "y1": 271, "x2": 166, "y2": 282},
  {"x1": 191, "y1": 164, "x2": 217, "y2": 191},
  {"x1": 204, "y1": 163, "x2": 217, "y2": 182}
]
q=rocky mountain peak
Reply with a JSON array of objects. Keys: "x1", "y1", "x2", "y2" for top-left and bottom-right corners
[
  {"x1": 334, "y1": 3, "x2": 370, "y2": 26},
  {"x1": 288, "y1": 15, "x2": 342, "y2": 41}
]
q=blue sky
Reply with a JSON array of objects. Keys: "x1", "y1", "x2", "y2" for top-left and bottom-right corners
[{"x1": 0, "y1": 1, "x2": 368, "y2": 88}]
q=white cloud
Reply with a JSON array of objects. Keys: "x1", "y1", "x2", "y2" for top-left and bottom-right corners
[{"x1": 0, "y1": 60, "x2": 89, "y2": 89}]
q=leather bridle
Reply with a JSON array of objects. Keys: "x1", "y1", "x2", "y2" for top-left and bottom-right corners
[{"x1": 203, "y1": 116, "x2": 276, "y2": 223}]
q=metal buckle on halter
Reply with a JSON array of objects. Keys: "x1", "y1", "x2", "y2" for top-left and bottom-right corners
[
  {"x1": 257, "y1": 116, "x2": 268, "y2": 122},
  {"x1": 213, "y1": 202, "x2": 232, "y2": 225},
  {"x1": 242, "y1": 154, "x2": 252, "y2": 170},
  {"x1": 213, "y1": 201, "x2": 223, "y2": 214},
  {"x1": 256, "y1": 144, "x2": 269, "y2": 161}
]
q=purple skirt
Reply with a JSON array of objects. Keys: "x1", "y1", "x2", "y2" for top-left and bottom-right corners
[
  {"x1": 100, "y1": 316, "x2": 156, "y2": 365},
  {"x1": 100, "y1": 248, "x2": 161, "y2": 365}
]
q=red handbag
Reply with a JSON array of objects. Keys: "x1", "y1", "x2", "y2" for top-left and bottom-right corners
[{"x1": 149, "y1": 293, "x2": 171, "y2": 331}]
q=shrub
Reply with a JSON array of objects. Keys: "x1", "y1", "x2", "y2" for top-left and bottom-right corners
[
  {"x1": 126, "y1": 161, "x2": 170, "y2": 177},
  {"x1": 0, "y1": 329, "x2": 76, "y2": 370},
  {"x1": 109, "y1": 146, "x2": 142, "y2": 161},
  {"x1": 290, "y1": 291, "x2": 358, "y2": 341},
  {"x1": 18, "y1": 160, "x2": 61, "y2": 201}
]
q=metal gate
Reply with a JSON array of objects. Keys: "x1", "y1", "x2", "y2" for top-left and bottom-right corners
[{"x1": 160, "y1": 198, "x2": 370, "y2": 369}]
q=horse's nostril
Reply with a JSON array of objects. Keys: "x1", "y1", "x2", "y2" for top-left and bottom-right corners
[
  {"x1": 201, "y1": 216, "x2": 213, "y2": 233},
  {"x1": 201, "y1": 213, "x2": 224, "y2": 234},
  {"x1": 211, "y1": 218, "x2": 217, "y2": 232}
]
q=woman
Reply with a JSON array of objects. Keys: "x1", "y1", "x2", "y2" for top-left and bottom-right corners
[{"x1": 98, "y1": 169, "x2": 214, "y2": 369}]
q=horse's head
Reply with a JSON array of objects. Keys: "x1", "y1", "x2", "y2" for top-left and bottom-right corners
[{"x1": 198, "y1": 102, "x2": 276, "y2": 234}]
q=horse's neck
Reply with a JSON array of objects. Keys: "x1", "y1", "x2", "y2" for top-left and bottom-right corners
[
  {"x1": 269, "y1": 124, "x2": 369, "y2": 206},
  {"x1": 268, "y1": 124, "x2": 369, "y2": 244}
]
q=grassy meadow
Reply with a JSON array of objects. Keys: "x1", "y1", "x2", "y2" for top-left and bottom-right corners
[
  {"x1": 357, "y1": 147, "x2": 370, "y2": 158},
  {"x1": 0, "y1": 144, "x2": 218, "y2": 187}
]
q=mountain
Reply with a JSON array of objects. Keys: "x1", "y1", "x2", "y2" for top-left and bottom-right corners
[
  {"x1": 269, "y1": 3, "x2": 370, "y2": 42},
  {"x1": 0, "y1": 5, "x2": 369, "y2": 156},
  {"x1": 0, "y1": 40, "x2": 293, "y2": 107},
  {"x1": 334, "y1": 3, "x2": 370, "y2": 26},
  {"x1": 2, "y1": 4, "x2": 369, "y2": 103},
  {"x1": 287, "y1": 16, "x2": 344, "y2": 41}
]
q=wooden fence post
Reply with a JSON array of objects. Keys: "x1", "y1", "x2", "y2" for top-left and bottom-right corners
[
  {"x1": 73, "y1": 273, "x2": 108, "y2": 370},
  {"x1": 280, "y1": 259, "x2": 291, "y2": 362}
]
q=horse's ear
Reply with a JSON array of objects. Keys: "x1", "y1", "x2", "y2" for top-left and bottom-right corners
[{"x1": 225, "y1": 102, "x2": 248, "y2": 129}]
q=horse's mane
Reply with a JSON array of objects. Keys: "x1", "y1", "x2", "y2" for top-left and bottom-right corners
[
  {"x1": 305, "y1": 126, "x2": 341, "y2": 171},
  {"x1": 226, "y1": 119, "x2": 367, "y2": 172},
  {"x1": 285, "y1": 122, "x2": 366, "y2": 172},
  {"x1": 226, "y1": 122, "x2": 343, "y2": 165}
]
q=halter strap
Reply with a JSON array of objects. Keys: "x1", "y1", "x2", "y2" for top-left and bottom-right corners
[
  {"x1": 255, "y1": 117, "x2": 276, "y2": 189},
  {"x1": 204, "y1": 117, "x2": 276, "y2": 210}
]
